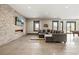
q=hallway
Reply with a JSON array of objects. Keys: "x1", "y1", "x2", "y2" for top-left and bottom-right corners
[{"x1": 0, "y1": 35, "x2": 79, "y2": 55}]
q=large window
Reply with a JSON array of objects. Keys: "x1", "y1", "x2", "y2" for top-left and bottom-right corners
[
  {"x1": 60, "y1": 21, "x2": 63, "y2": 31},
  {"x1": 33, "y1": 21, "x2": 40, "y2": 31},
  {"x1": 52, "y1": 21, "x2": 59, "y2": 30},
  {"x1": 52, "y1": 21, "x2": 63, "y2": 31}
]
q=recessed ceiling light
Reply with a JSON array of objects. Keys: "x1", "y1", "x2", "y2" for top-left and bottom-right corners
[
  {"x1": 27, "y1": 6, "x2": 31, "y2": 9},
  {"x1": 65, "y1": 6, "x2": 69, "y2": 8}
]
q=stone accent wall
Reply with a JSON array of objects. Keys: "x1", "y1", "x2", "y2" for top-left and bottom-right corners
[{"x1": 0, "y1": 4, "x2": 24, "y2": 46}]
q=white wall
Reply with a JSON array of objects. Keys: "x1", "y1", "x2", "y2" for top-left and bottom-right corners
[
  {"x1": 40, "y1": 19, "x2": 52, "y2": 30},
  {"x1": 26, "y1": 19, "x2": 39, "y2": 33},
  {"x1": 26, "y1": 18, "x2": 79, "y2": 33},
  {"x1": 23, "y1": 19, "x2": 27, "y2": 35},
  {"x1": 26, "y1": 18, "x2": 60, "y2": 33}
]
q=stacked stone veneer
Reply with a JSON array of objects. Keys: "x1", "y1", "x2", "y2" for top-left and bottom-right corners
[{"x1": 0, "y1": 4, "x2": 24, "y2": 46}]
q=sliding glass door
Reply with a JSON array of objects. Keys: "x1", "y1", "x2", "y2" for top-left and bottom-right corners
[{"x1": 66, "y1": 21, "x2": 76, "y2": 33}]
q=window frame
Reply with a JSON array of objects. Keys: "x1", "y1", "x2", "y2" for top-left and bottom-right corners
[
  {"x1": 33, "y1": 21, "x2": 40, "y2": 31},
  {"x1": 52, "y1": 21, "x2": 59, "y2": 31},
  {"x1": 60, "y1": 21, "x2": 63, "y2": 31},
  {"x1": 66, "y1": 21, "x2": 76, "y2": 33}
]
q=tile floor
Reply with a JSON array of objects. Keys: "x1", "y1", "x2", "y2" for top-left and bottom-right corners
[{"x1": 0, "y1": 34, "x2": 79, "y2": 55}]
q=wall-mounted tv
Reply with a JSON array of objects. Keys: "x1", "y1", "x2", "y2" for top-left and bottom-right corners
[{"x1": 15, "y1": 16, "x2": 24, "y2": 26}]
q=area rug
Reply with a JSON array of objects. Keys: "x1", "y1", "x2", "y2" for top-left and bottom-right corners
[{"x1": 31, "y1": 38, "x2": 44, "y2": 40}]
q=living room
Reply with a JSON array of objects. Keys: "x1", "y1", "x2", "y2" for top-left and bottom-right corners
[
  {"x1": 0, "y1": 4, "x2": 79, "y2": 55},
  {"x1": 26, "y1": 17, "x2": 79, "y2": 42}
]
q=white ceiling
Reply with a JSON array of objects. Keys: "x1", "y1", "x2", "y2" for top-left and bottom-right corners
[{"x1": 9, "y1": 4, "x2": 79, "y2": 19}]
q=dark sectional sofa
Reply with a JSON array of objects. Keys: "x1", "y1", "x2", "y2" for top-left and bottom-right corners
[
  {"x1": 45, "y1": 33, "x2": 67, "y2": 43},
  {"x1": 38, "y1": 30, "x2": 67, "y2": 43}
]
